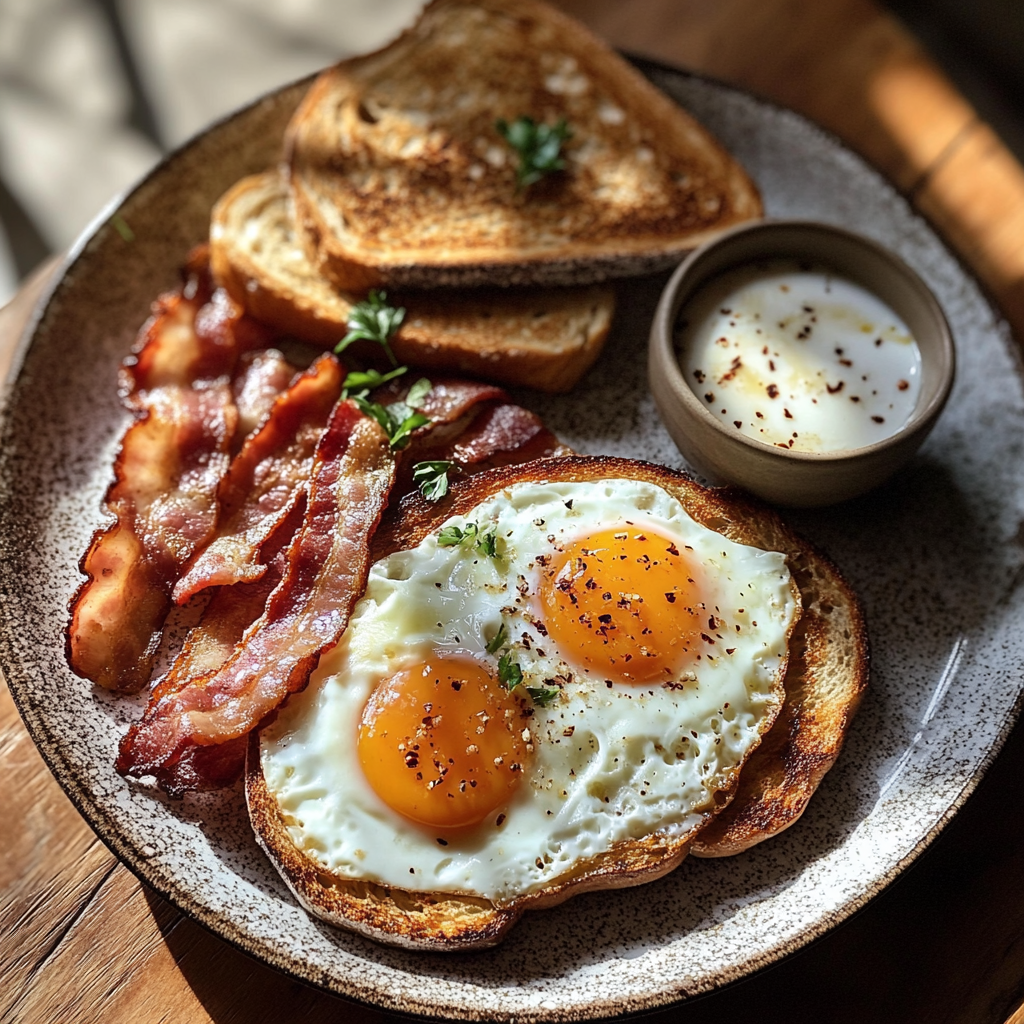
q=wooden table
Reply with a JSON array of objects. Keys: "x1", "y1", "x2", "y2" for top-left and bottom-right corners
[{"x1": 4, "y1": 1, "x2": 1024, "y2": 1021}]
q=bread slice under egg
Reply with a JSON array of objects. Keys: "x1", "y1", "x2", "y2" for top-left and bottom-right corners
[{"x1": 245, "y1": 456, "x2": 866, "y2": 950}]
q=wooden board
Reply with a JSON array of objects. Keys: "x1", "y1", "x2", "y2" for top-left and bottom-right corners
[{"x1": 4, "y1": 2, "x2": 1024, "y2": 1021}]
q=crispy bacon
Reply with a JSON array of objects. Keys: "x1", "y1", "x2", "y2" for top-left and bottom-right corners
[
  {"x1": 413, "y1": 377, "x2": 506, "y2": 420},
  {"x1": 115, "y1": 403, "x2": 393, "y2": 780},
  {"x1": 450, "y1": 402, "x2": 556, "y2": 463},
  {"x1": 118, "y1": 269, "x2": 212, "y2": 406},
  {"x1": 120, "y1": 282, "x2": 273, "y2": 402},
  {"x1": 66, "y1": 285, "x2": 277, "y2": 692},
  {"x1": 118, "y1": 502, "x2": 306, "y2": 794},
  {"x1": 172, "y1": 353, "x2": 343, "y2": 603},
  {"x1": 232, "y1": 349, "x2": 298, "y2": 443},
  {"x1": 421, "y1": 400, "x2": 568, "y2": 471}
]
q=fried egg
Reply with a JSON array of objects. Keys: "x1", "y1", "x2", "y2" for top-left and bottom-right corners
[{"x1": 260, "y1": 477, "x2": 798, "y2": 903}]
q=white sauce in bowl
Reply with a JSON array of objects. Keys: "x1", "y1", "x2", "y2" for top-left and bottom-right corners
[{"x1": 675, "y1": 261, "x2": 922, "y2": 452}]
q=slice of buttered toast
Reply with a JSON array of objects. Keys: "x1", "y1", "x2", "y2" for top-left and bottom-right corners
[
  {"x1": 285, "y1": 0, "x2": 762, "y2": 291},
  {"x1": 209, "y1": 171, "x2": 615, "y2": 392},
  {"x1": 246, "y1": 456, "x2": 865, "y2": 951}
]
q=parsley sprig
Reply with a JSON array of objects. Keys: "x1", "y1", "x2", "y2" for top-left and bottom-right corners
[
  {"x1": 413, "y1": 460, "x2": 457, "y2": 501},
  {"x1": 335, "y1": 290, "x2": 405, "y2": 365},
  {"x1": 341, "y1": 365, "x2": 406, "y2": 399},
  {"x1": 497, "y1": 650, "x2": 523, "y2": 690},
  {"x1": 405, "y1": 378, "x2": 432, "y2": 406},
  {"x1": 525, "y1": 684, "x2": 560, "y2": 708},
  {"x1": 485, "y1": 622, "x2": 509, "y2": 655},
  {"x1": 495, "y1": 116, "x2": 572, "y2": 189},
  {"x1": 334, "y1": 292, "x2": 438, "y2": 450},
  {"x1": 437, "y1": 520, "x2": 499, "y2": 557},
  {"x1": 353, "y1": 396, "x2": 428, "y2": 449},
  {"x1": 491, "y1": 624, "x2": 559, "y2": 708},
  {"x1": 333, "y1": 291, "x2": 478, "y2": 500},
  {"x1": 345, "y1": 373, "x2": 432, "y2": 450}
]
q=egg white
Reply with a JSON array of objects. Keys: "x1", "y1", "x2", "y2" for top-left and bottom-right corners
[{"x1": 260, "y1": 478, "x2": 798, "y2": 903}]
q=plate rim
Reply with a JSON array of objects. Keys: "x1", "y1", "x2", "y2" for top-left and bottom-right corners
[{"x1": 1, "y1": 56, "x2": 1021, "y2": 1021}]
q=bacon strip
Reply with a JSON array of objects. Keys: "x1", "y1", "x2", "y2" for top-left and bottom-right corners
[
  {"x1": 115, "y1": 402, "x2": 393, "y2": 779},
  {"x1": 430, "y1": 400, "x2": 567, "y2": 469},
  {"x1": 66, "y1": 286, "x2": 276, "y2": 692},
  {"x1": 118, "y1": 501, "x2": 306, "y2": 794},
  {"x1": 414, "y1": 378, "x2": 506, "y2": 420},
  {"x1": 450, "y1": 402, "x2": 553, "y2": 462},
  {"x1": 172, "y1": 353, "x2": 343, "y2": 603},
  {"x1": 119, "y1": 277, "x2": 211, "y2": 406},
  {"x1": 232, "y1": 349, "x2": 298, "y2": 443}
]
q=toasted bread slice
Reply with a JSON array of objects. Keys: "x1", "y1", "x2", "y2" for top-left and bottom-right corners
[
  {"x1": 209, "y1": 171, "x2": 616, "y2": 392},
  {"x1": 286, "y1": 0, "x2": 762, "y2": 290},
  {"x1": 247, "y1": 456, "x2": 863, "y2": 950},
  {"x1": 248, "y1": 742, "x2": 701, "y2": 951}
]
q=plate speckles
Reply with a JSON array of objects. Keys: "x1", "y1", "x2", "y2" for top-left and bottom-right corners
[{"x1": 0, "y1": 60, "x2": 1022, "y2": 1020}]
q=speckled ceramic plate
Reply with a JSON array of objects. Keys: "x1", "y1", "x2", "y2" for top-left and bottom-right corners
[{"x1": 2, "y1": 59, "x2": 1022, "y2": 1021}]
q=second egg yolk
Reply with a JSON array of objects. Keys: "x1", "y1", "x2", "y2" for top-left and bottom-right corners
[
  {"x1": 538, "y1": 526, "x2": 707, "y2": 684},
  {"x1": 357, "y1": 655, "x2": 529, "y2": 830}
]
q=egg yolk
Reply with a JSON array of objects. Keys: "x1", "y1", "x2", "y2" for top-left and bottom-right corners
[
  {"x1": 357, "y1": 655, "x2": 529, "y2": 830},
  {"x1": 538, "y1": 526, "x2": 706, "y2": 684}
]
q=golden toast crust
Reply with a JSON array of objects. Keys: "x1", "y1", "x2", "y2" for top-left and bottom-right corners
[
  {"x1": 286, "y1": 0, "x2": 762, "y2": 289},
  {"x1": 245, "y1": 455, "x2": 865, "y2": 951}
]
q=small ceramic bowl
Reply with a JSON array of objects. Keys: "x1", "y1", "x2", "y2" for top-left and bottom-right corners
[{"x1": 648, "y1": 219, "x2": 955, "y2": 506}]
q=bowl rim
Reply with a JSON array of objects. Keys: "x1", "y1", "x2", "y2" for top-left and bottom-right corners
[{"x1": 650, "y1": 217, "x2": 957, "y2": 466}]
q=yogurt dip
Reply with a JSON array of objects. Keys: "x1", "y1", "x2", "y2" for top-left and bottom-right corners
[{"x1": 675, "y1": 260, "x2": 922, "y2": 453}]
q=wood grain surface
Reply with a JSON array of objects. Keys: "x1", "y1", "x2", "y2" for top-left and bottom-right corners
[{"x1": 4, "y1": 2, "x2": 1024, "y2": 1022}]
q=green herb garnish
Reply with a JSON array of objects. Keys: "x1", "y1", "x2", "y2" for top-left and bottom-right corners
[
  {"x1": 405, "y1": 377, "x2": 433, "y2": 408},
  {"x1": 436, "y1": 520, "x2": 499, "y2": 557},
  {"x1": 485, "y1": 622, "x2": 509, "y2": 655},
  {"x1": 335, "y1": 290, "x2": 405, "y2": 365},
  {"x1": 525, "y1": 685, "x2": 559, "y2": 707},
  {"x1": 413, "y1": 460, "x2": 456, "y2": 501},
  {"x1": 497, "y1": 650, "x2": 524, "y2": 691},
  {"x1": 490, "y1": 624, "x2": 559, "y2": 707},
  {"x1": 352, "y1": 395, "x2": 428, "y2": 450},
  {"x1": 383, "y1": 378, "x2": 430, "y2": 422},
  {"x1": 495, "y1": 116, "x2": 572, "y2": 188},
  {"x1": 475, "y1": 526, "x2": 498, "y2": 558},
  {"x1": 437, "y1": 524, "x2": 466, "y2": 547},
  {"x1": 349, "y1": 376, "x2": 433, "y2": 449},
  {"x1": 341, "y1": 365, "x2": 407, "y2": 399}
]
